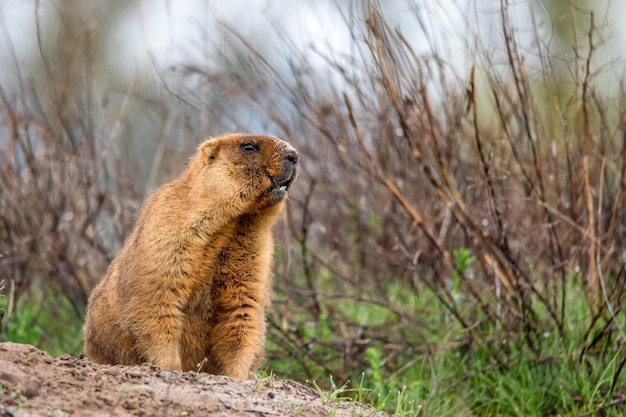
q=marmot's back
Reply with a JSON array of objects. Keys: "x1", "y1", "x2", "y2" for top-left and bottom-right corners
[{"x1": 83, "y1": 134, "x2": 299, "y2": 379}]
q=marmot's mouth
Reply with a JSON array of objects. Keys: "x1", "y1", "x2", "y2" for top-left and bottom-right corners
[
  {"x1": 270, "y1": 165, "x2": 297, "y2": 191},
  {"x1": 270, "y1": 181, "x2": 290, "y2": 193},
  {"x1": 266, "y1": 158, "x2": 298, "y2": 203},
  {"x1": 266, "y1": 164, "x2": 298, "y2": 205},
  {"x1": 275, "y1": 169, "x2": 297, "y2": 191}
]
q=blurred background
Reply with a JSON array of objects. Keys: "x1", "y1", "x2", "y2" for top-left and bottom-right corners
[{"x1": 1, "y1": 1, "x2": 625, "y2": 415}]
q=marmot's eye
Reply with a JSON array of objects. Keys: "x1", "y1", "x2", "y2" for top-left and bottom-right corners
[{"x1": 241, "y1": 142, "x2": 259, "y2": 152}]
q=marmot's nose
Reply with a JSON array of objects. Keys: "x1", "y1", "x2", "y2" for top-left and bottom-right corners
[{"x1": 284, "y1": 149, "x2": 299, "y2": 165}]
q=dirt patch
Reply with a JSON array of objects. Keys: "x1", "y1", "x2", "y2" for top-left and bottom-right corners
[{"x1": 0, "y1": 343, "x2": 384, "y2": 417}]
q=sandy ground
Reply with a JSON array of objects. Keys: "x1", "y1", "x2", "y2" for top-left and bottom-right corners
[{"x1": 0, "y1": 342, "x2": 384, "y2": 417}]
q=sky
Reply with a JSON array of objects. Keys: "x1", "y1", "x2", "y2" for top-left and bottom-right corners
[{"x1": 0, "y1": 1, "x2": 625, "y2": 89}]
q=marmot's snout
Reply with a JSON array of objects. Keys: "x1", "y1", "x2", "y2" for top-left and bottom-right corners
[{"x1": 284, "y1": 148, "x2": 299, "y2": 165}]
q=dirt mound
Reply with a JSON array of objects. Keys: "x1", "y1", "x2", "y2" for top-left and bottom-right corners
[{"x1": 0, "y1": 343, "x2": 383, "y2": 417}]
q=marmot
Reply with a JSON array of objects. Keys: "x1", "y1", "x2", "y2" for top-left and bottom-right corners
[{"x1": 83, "y1": 133, "x2": 299, "y2": 379}]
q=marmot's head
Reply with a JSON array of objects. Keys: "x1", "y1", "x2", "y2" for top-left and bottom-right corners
[{"x1": 193, "y1": 133, "x2": 299, "y2": 211}]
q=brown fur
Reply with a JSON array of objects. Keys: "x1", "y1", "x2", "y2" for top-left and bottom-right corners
[{"x1": 83, "y1": 133, "x2": 299, "y2": 379}]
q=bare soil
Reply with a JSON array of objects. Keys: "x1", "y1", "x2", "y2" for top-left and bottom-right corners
[{"x1": 0, "y1": 342, "x2": 383, "y2": 417}]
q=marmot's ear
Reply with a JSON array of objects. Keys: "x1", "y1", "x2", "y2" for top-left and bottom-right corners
[{"x1": 200, "y1": 141, "x2": 219, "y2": 163}]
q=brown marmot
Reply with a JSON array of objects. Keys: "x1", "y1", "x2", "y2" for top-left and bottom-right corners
[{"x1": 83, "y1": 133, "x2": 299, "y2": 379}]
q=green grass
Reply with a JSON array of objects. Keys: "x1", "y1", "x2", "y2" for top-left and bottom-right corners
[
  {"x1": 274, "y1": 326, "x2": 624, "y2": 417},
  {"x1": 0, "y1": 289, "x2": 83, "y2": 357},
  {"x1": 1, "y1": 276, "x2": 624, "y2": 417},
  {"x1": 264, "y1": 270, "x2": 626, "y2": 416}
]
